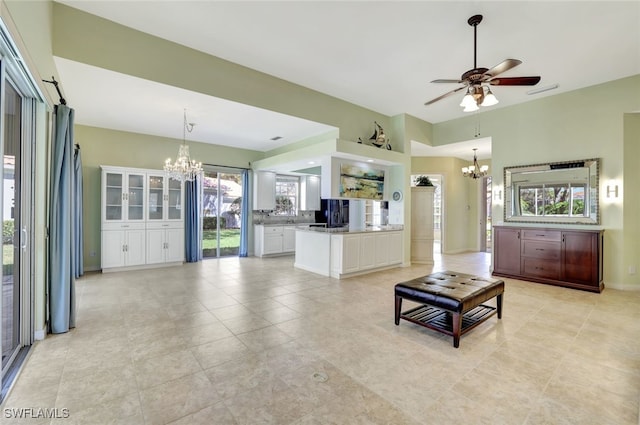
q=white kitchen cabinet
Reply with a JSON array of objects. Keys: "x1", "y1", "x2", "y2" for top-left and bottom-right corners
[
  {"x1": 388, "y1": 232, "x2": 403, "y2": 264},
  {"x1": 374, "y1": 233, "x2": 390, "y2": 266},
  {"x1": 283, "y1": 226, "x2": 296, "y2": 252},
  {"x1": 146, "y1": 223, "x2": 184, "y2": 264},
  {"x1": 101, "y1": 167, "x2": 146, "y2": 223},
  {"x1": 146, "y1": 228, "x2": 165, "y2": 264},
  {"x1": 101, "y1": 165, "x2": 185, "y2": 272},
  {"x1": 147, "y1": 173, "x2": 184, "y2": 222},
  {"x1": 359, "y1": 234, "x2": 376, "y2": 270},
  {"x1": 253, "y1": 171, "x2": 276, "y2": 211},
  {"x1": 101, "y1": 225, "x2": 146, "y2": 269},
  {"x1": 264, "y1": 232, "x2": 284, "y2": 254},
  {"x1": 165, "y1": 228, "x2": 185, "y2": 262},
  {"x1": 300, "y1": 175, "x2": 321, "y2": 211},
  {"x1": 411, "y1": 186, "x2": 435, "y2": 264},
  {"x1": 343, "y1": 235, "x2": 361, "y2": 273},
  {"x1": 329, "y1": 231, "x2": 402, "y2": 278},
  {"x1": 255, "y1": 225, "x2": 294, "y2": 257},
  {"x1": 331, "y1": 234, "x2": 361, "y2": 274}
]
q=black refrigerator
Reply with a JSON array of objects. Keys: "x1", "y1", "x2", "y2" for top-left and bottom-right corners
[{"x1": 315, "y1": 199, "x2": 349, "y2": 228}]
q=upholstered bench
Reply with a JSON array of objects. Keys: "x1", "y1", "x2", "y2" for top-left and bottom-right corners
[{"x1": 394, "y1": 271, "x2": 504, "y2": 348}]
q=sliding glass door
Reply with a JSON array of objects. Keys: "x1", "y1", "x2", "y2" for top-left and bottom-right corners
[
  {"x1": 2, "y1": 81, "x2": 22, "y2": 370},
  {"x1": 0, "y1": 66, "x2": 36, "y2": 401},
  {"x1": 201, "y1": 169, "x2": 244, "y2": 258}
]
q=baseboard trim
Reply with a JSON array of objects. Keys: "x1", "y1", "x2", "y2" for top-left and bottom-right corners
[{"x1": 33, "y1": 329, "x2": 46, "y2": 341}]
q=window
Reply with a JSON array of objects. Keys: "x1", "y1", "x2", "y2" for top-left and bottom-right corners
[
  {"x1": 517, "y1": 183, "x2": 586, "y2": 217},
  {"x1": 274, "y1": 176, "x2": 299, "y2": 216}
]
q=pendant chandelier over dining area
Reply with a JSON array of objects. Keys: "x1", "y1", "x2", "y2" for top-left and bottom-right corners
[
  {"x1": 164, "y1": 109, "x2": 202, "y2": 182},
  {"x1": 461, "y1": 148, "x2": 489, "y2": 179}
]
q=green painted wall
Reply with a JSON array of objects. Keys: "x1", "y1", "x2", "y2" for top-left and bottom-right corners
[
  {"x1": 623, "y1": 113, "x2": 640, "y2": 288},
  {"x1": 1, "y1": 0, "x2": 61, "y2": 105},
  {"x1": 77, "y1": 125, "x2": 263, "y2": 271}
]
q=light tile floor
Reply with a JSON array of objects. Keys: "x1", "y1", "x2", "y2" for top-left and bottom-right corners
[{"x1": 2, "y1": 252, "x2": 639, "y2": 424}]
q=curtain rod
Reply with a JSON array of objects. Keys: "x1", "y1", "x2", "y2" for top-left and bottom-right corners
[
  {"x1": 42, "y1": 76, "x2": 67, "y2": 105},
  {"x1": 203, "y1": 163, "x2": 250, "y2": 171}
]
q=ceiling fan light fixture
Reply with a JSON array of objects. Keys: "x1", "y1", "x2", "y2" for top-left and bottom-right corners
[
  {"x1": 425, "y1": 14, "x2": 541, "y2": 111},
  {"x1": 463, "y1": 102, "x2": 479, "y2": 112},
  {"x1": 481, "y1": 88, "x2": 499, "y2": 106},
  {"x1": 460, "y1": 88, "x2": 475, "y2": 107}
]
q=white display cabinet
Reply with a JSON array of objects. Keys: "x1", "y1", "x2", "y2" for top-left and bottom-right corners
[{"x1": 100, "y1": 165, "x2": 185, "y2": 272}]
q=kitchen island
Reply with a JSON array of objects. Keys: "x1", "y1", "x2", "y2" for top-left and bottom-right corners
[{"x1": 294, "y1": 226, "x2": 404, "y2": 278}]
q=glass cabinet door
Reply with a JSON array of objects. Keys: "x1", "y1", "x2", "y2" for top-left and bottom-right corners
[
  {"x1": 127, "y1": 173, "x2": 145, "y2": 221},
  {"x1": 147, "y1": 174, "x2": 165, "y2": 220},
  {"x1": 167, "y1": 178, "x2": 182, "y2": 220},
  {"x1": 105, "y1": 172, "x2": 123, "y2": 221}
]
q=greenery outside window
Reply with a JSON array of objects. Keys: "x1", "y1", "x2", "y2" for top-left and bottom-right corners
[
  {"x1": 275, "y1": 176, "x2": 299, "y2": 216},
  {"x1": 518, "y1": 183, "x2": 586, "y2": 217}
]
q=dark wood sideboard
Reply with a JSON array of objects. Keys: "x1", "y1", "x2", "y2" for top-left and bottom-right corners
[{"x1": 492, "y1": 226, "x2": 604, "y2": 293}]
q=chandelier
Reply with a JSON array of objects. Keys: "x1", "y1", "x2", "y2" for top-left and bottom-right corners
[
  {"x1": 460, "y1": 85, "x2": 498, "y2": 112},
  {"x1": 164, "y1": 109, "x2": 203, "y2": 182},
  {"x1": 461, "y1": 148, "x2": 489, "y2": 179}
]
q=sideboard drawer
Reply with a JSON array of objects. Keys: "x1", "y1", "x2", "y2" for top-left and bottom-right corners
[
  {"x1": 521, "y1": 240, "x2": 561, "y2": 260},
  {"x1": 521, "y1": 229, "x2": 562, "y2": 242},
  {"x1": 522, "y1": 257, "x2": 561, "y2": 280}
]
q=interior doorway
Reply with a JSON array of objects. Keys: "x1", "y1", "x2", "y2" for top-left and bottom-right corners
[
  {"x1": 480, "y1": 176, "x2": 492, "y2": 252},
  {"x1": 411, "y1": 174, "x2": 443, "y2": 254}
]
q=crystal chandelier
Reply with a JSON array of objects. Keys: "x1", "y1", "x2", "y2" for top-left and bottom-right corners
[
  {"x1": 461, "y1": 148, "x2": 489, "y2": 179},
  {"x1": 164, "y1": 109, "x2": 202, "y2": 182}
]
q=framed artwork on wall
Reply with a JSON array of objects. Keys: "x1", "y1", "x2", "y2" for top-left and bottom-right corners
[{"x1": 339, "y1": 164, "x2": 385, "y2": 200}]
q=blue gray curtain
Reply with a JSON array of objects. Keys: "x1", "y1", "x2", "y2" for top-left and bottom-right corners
[
  {"x1": 49, "y1": 104, "x2": 76, "y2": 333},
  {"x1": 239, "y1": 169, "x2": 249, "y2": 257},
  {"x1": 73, "y1": 145, "x2": 83, "y2": 278},
  {"x1": 185, "y1": 176, "x2": 202, "y2": 262}
]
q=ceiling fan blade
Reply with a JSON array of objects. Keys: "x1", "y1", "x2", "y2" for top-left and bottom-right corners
[
  {"x1": 424, "y1": 86, "x2": 467, "y2": 105},
  {"x1": 431, "y1": 79, "x2": 463, "y2": 84},
  {"x1": 483, "y1": 59, "x2": 522, "y2": 78},
  {"x1": 489, "y1": 76, "x2": 541, "y2": 86}
]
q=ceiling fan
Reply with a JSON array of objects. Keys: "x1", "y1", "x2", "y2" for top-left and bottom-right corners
[{"x1": 424, "y1": 14, "x2": 541, "y2": 110}]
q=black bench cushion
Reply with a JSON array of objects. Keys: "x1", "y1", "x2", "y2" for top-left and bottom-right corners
[{"x1": 395, "y1": 271, "x2": 504, "y2": 313}]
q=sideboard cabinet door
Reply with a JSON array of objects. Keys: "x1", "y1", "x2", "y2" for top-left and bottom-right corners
[
  {"x1": 562, "y1": 231, "x2": 601, "y2": 288},
  {"x1": 493, "y1": 227, "x2": 521, "y2": 276}
]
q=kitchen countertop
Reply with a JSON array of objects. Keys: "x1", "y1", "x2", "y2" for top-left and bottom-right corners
[
  {"x1": 296, "y1": 225, "x2": 404, "y2": 234},
  {"x1": 255, "y1": 223, "x2": 316, "y2": 227}
]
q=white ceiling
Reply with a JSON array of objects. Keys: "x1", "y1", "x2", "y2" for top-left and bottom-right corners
[
  {"x1": 54, "y1": 57, "x2": 337, "y2": 151},
  {"x1": 54, "y1": 1, "x2": 640, "y2": 158}
]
